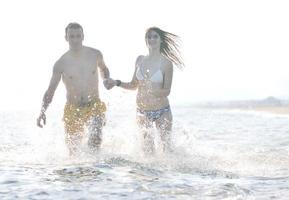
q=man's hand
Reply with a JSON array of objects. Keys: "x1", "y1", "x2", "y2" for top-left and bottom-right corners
[
  {"x1": 103, "y1": 78, "x2": 116, "y2": 90},
  {"x1": 37, "y1": 112, "x2": 46, "y2": 128}
]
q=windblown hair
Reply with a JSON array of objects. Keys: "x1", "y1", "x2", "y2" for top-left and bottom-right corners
[
  {"x1": 146, "y1": 27, "x2": 184, "y2": 69},
  {"x1": 65, "y1": 22, "x2": 83, "y2": 35}
]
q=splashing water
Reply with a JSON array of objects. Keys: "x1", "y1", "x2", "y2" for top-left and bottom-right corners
[{"x1": 1, "y1": 105, "x2": 289, "y2": 199}]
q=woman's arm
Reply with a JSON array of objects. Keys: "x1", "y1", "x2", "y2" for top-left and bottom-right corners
[
  {"x1": 116, "y1": 56, "x2": 143, "y2": 90},
  {"x1": 117, "y1": 70, "x2": 138, "y2": 90}
]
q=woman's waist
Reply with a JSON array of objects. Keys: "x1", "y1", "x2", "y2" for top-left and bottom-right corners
[{"x1": 136, "y1": 96, "x2": 169, "y2": 111}]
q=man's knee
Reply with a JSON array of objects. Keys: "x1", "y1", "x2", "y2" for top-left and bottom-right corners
[{"x1": 89, "y1": 115, "x2": 105, "y2": 130}]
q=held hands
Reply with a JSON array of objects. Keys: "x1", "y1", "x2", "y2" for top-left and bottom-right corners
[
  {"x1": 103, "y1": 78, "x2": 117, "y2": 90},
  {"x1": 37, "y1": 112, "x2": 46, "y2": 128}
]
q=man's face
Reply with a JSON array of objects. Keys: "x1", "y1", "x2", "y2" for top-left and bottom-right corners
[{"x1": 65, "y1": 28, "x2": 84, "y2": 48}]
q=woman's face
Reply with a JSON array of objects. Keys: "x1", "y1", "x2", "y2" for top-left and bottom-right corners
[{"x1": 146, "y1": 30, "x2": 161, "y2": 49}]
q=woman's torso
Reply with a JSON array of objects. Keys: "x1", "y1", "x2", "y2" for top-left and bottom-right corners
[{"x1": 135, "y1": 55, "x2": 170, "y2": 111}]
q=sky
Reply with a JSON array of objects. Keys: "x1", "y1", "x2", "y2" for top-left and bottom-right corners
[{"x1": 0, "y1": 0, "x2": 289, "y2": 111}]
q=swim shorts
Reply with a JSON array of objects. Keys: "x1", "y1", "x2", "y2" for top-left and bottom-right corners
[{"x1": 63, "y1": 99, "x2": 106, "y2": 134}]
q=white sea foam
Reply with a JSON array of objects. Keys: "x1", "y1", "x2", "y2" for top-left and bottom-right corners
[{"x1": 1, "y1": 106, "x2": 289, "y2": 199}]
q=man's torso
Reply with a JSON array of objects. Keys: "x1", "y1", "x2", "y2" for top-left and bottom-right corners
[{"x1": 59, "y1": 46, "x2": 101, "y2": 105}]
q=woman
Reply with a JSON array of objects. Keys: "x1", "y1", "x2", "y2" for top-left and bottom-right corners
[{"x1": 109, "y1": 27, "x2": 184, "y2": 154}]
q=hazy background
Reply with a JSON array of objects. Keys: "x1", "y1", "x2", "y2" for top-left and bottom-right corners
[{"x1": 0, "y1": 0, "x2": 289, "y2": 111}]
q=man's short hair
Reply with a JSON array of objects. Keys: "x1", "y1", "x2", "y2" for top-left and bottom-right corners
[{"x1": 65, "y1": 22, "x2": 83, "y2": 35}]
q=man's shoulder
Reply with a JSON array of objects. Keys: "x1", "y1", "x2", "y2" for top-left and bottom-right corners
[
  {"x1": 56, "y1": 53, "x2": 68, "y2": 65},
  {"x1": 53, "y1": 52, "x2": 70, "y2": 70},
  {"x1": 58, "y1": 50, "x2": 70, "y2": 60},
  {"x1": 84, "y1": 46, "x2": 102, "y2": 56}
]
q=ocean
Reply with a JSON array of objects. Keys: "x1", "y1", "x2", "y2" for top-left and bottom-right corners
[{"x1": 1, "y1": 105, "x2": 289, "y2": 199}]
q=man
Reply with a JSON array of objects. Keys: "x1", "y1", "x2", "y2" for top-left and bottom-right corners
[{"x1": 37, "y1": 23, "x2": 113, "y2": 155}]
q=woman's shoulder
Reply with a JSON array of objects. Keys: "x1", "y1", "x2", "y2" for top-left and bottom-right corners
[
  {"x1": 136, "y1": 55, "x2": 145, "y2": 62},
  {"x1": 135, "y1": 55, "x2": 145, "y2": 67},
  {"x1": 161, "y1": 56, "x2": 173, "y2": 69}
]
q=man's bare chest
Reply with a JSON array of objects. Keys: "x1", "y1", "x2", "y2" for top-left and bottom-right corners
[{"x1": 62, "y1": 58, "x2": 98, "y2": 79}]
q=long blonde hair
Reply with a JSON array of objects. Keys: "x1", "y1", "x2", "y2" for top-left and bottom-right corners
[{"x1": 146, "y1": 27, "x2": 184, "y2": 69}]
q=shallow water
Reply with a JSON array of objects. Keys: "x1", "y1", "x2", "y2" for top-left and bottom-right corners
[{"x1": 1, "y1": 106, "x2": 289, "y2": 199}]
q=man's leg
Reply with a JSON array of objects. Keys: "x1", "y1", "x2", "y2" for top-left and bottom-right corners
[
  {"x1": 65, "y1": 131, "x2": 83, "y2": 156},
  {"x1": 87, "y1": 114, "x2": 105, "y2": 153},
  {"x1": 63, "y1": 108, "x2": 85, "y2": 156}
]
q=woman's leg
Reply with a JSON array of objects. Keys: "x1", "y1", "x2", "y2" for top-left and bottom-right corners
[
  {"x1": 155, "y1": 109, "x2": 173, "y2": 153},
  {"x1": 137, "y1": 114, "x2": 154, "y2": 154}
]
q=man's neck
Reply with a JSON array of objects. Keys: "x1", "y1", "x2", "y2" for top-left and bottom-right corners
[
  {"x1": 69, "y1": 44, "x2": 83, "y2": 51},
  {"x1": 69, "y1": 46, "x2": 83, "y2": 56}
]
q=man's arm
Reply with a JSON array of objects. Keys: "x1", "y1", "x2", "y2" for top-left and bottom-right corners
[
  {"x1": 97, "y1": 51, "x2": 115, "y2": 90},
  {"x1": 97, "y1": 51, "x2": 110, "y2": 79},
  {"x1": 37, "y1": 62, "x2": 62, "y2": 127}
]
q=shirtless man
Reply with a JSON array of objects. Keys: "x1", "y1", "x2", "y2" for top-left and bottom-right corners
[{"x1": 37, "y1": 23, "x2": 113, "y2": 155}]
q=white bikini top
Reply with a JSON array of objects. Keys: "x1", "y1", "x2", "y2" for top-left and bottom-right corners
[
  {"x1": 136, "y1": 59, "x2": 164, "y2": 83},
  {"x1": 136, "y1": 67, "x2": 163, "y2": 83}
]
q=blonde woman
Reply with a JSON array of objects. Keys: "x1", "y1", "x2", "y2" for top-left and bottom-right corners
[{"x1": 109, "y1": 27, "x2": 184, "y2": 154}]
